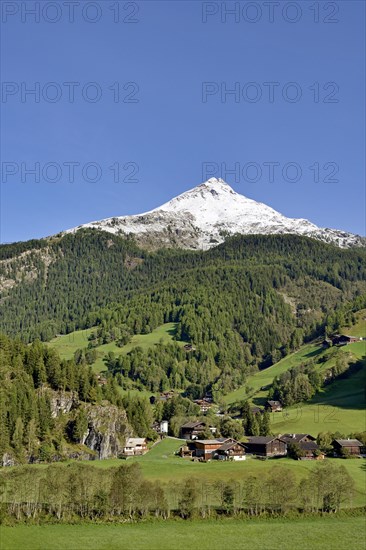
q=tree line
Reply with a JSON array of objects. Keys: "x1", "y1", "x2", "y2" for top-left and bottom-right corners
[{"x1": 0, "y1": 461, "x2": 357, "y2": 524}]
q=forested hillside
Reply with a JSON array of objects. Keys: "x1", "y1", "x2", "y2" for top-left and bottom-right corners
[
  {"x1": 1, "y1": 231, "x2": 365, "y2": 398},
  {"x1": 0, "y1": 334, "x2": 132, "y2": 465}
]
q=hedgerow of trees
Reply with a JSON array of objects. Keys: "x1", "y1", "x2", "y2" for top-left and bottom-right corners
[{"x1": 0, "y1": 461, "x2": 356, "y2": 523}]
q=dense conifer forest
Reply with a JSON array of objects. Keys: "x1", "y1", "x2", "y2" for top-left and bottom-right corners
[{"x1": 1, "y1": 231, "x2": 365, "y2": 463}]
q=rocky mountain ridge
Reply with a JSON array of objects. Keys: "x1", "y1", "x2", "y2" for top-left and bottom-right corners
[{"x1": 66, "y1": 178, "x2": 365, "y2": 249}]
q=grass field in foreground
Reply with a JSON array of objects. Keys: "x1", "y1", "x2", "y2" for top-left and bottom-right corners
[
  {"x1": 47, "y1": 323, "x2": 184, "y2": 373},
  {"x1": 1, "y1": 516, "x2": 365, "y2": 550}
]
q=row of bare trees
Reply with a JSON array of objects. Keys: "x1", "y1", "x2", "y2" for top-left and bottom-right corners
[{"x1": 0, "y1": 461, "x2": 356, "y2": 523}]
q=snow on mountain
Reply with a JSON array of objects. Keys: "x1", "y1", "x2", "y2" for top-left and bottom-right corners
[{"x1": 66, "y1": 178, "x2": 365, "y2": 250}]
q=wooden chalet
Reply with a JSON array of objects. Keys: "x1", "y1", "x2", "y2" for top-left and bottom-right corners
[
  {"x1": 244, "y1": 436, "x2": 286, "y2": 457},
  {"x1": 322, "y1": 338, "x2": 332, "y2": 349},
  {"x1": 179, "y1": 445, "x2": 193, "y2": 458},
  {"x1": 188, "y1": 438, "x2": 229, "y2": 461},
  {"x1": 151, "y1": 420, "x2": 169, "y2": 435},
  {"x1": 214, "y1": 440, "x2": 246, "y2": 461},
  {"x1": 194, "y1": 399, "x2": 213, "y2": 414},
  {"x1": 280, "y1": 434, "x2": 321, "y2": 459},
  {"x1": 180, "y1": 420, "x2": 217, "y2": 439},
  {"x1": 180, "y1": 421, "x2": 207, "y2": 440},
  {"x1": 331, "y1": 334, "x2": 359, "y2": 346},
  {"x1": 159, "y1": 391, "x2": 175, "y2": 402},
  {"x1": 332, "y1": 439, "x2": 363, "y2": 457},
  {"x1": 150, "y1": 391, "x2": 175, "y2": 405},
  {"x1": 122, "y1": 438, "x2": 147, "y2": 457},
  {"x1": 183, "y1": 344, "x2": 196, "y2": 352},
  {"x1": 265, "y1": 400, "x2": 283, "y2": 413},
  {"x1": 280, "y1": 433, "x2": 316, "y2": 445},
  {"x1": 298, "y1": 441, "x2": 324, "y2": 460}
]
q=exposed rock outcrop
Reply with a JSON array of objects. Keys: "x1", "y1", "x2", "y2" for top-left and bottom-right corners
[
  {"x1": 81, "y1": 402, "x2": 133, "y2": 460},
  {"x1": 1, "y1": 453, "x2": 16, "y2": 467},
  {"x1": 50, "y1": 390, "x2": 79, "y2": 418}
]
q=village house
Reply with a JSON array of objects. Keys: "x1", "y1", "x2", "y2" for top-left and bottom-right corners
[
  {"x1": 194, "y1": 399, "x2": 213, "y2": 414},
  {"x1": 265, "y1": 400, "x2": 283, "y2": 413},
  {"x1": 149, "y1": 391, "x2": 176, "y2": 405},
  {"x1": 251, "y1": 406, "x2": 263, "y2": 416},
  {"x1": 214, "y1": 440, "x2": 246, "y2": 461},
  {"x1": 180, "y1": 421, "x2": 206, "y2": 440},
  {"x1": 179, "y1": 420, "x2": 216, "y2": 440},
  {"x1": 244, "y1": 436, "x2": 287, "y2": 458},
  {"x1": 151, "y1": 420, "x2": 169, "y2": 436},
  {"x1": 183, "y1": 343, "x2": 196, "y2": 352},
  {"x1": 332, "y1": 439, "x2": 363, "y2": 457},
  {"x1": 331, "y1": 334, "x2": 359, "y2": 346},
  {"x1": 298, "y1": 441, "x2": 324, "y2": 460},
  {"x1": 187, "y1": 438, "x2": 229, "y2": 461},
  {"x1": 122, "y1": 438, "x2": 147, "y2": 457},
  {"x1": 280, "y1": 433, "x2": 316, "y2": 445},
  {"x1": 280, "y1": 433, "x2": 322, "y2": 460}
]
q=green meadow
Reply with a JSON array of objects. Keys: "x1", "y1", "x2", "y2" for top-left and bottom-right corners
[
  {"x1": 270, "y1": 356, "x2": 365, "y2": 435},
  {"x1": 69, "y1": 438, "x2": 366, "y2": 507},
  {"x1": 340, "y1": 308, "x2": 366, "y2": 338},
  {"x1": 224, "y1": 342, "x2": 323, "y2": 405},
  {"x1": 10, "y1": 438, "x2": 365, "y2": 507},
  {"x1": 224, "y1": 323, "x2": 365, "y2": 436},
  {"x1": 47, "y1": 323, "x2": 184, "y2": 374},
  {"x1": 1, "y1": 516, "x2": 365, "y2": 550}
]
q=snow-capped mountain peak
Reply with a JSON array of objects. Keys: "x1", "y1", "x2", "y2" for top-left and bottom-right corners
[{"x1": 67, "y1": 179, "x2": 364, "y2": 250}]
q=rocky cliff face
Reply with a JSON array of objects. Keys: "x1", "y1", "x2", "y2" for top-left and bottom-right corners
[
  {"x1": 1, "y1": 396, "x2": 133, "y2": 466},
  {"x1": 81, "y1": 402, "x2": 133, "y2": 460},
  {"x1": 49, "y1": 390, "x2": 79, "y2": 418}
]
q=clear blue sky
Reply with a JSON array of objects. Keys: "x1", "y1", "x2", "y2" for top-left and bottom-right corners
[{"x1": 1, "y1": 0, "x2": 365, "y2": 243}]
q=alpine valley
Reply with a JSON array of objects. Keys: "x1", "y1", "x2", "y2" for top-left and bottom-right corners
[{"x1": 0, "y1": 178, "x2": 365, "y2": 475}]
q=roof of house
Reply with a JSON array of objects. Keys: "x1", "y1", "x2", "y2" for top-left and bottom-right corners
[
  {"x1": 194, "y1": 438, "x2": 229, "y2": 445},
  {"x1": 281, "y1": 433, "x2": 316, "y2": 443},
  {"x1": 181, "y1": 421, "x2": 205, "y2": 429},
  {"x1": 266, "y1": 400, "x2": 282, "y2": 406},
  {"x1": 299, "y1": 441, "x2": 319, "y2": 451},
  {"x1": 245, "y1": 436, "x2": 281, "y2": 445},
  {"x1": 334, "y1": 439, "x2": 362, "y2": 447},
  {"x1": 125, "y1": 438, "x2": 146, "y2": 446},
  {"x1": 218, "y1": 440, "x2": 245, "y2": 452}
]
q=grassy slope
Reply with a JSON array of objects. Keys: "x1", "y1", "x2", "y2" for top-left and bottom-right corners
[
  {"x1": 270, "y1": 351, "x2": 365, "y2": 435},
  {"x1": 2, "y1": 517, "x2": 365, "y2": 550},
  {"x1": 224, "y1": 343, "x2": 322, "y2": 405},
  {"x1": 340, "y1": 308, "x2": 366, "y2": 338},
  {"x1": 223, "y1": 315, "x2": 365, "y2": 435},
  {"x1": 47, "y1": 328, "x2": 94, "y2": 360},
  {"x1": 47, "y1": 323, "x2": 184, "y2": 374}
]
